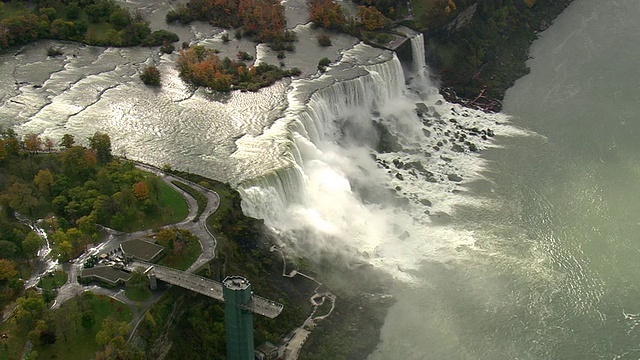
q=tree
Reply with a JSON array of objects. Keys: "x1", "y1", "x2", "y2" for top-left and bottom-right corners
[
  {"x1": 0, "y1": 240, "x2": 18, "y2": 258},
  {"x1": 318, "y1": 34, "x2": 331, "y2": 46},
  {"x1": 34, "y1": 169, "x2": 54, "y2": 196},
  {"x1": 3, "y1": 181, "x2": 40, "y2": 216},
  {"x1": 133, "y1": 181, "x2": 150, "y2": 201},
  {"x1": 53, "y1": 300, "x2": 78, "y2": 342},
  {"x1": 81, "y1": 310, "x2": 96, "y2": 330},
  {"x1": 356, "y1": 5, "x2": 388, "y2": 31},
  {"x1": 88, "y1": 132, "x2": 112, "y2": 164},
  {"x1": 0, "y1": 259, "x2": 17, "y2": 281},
  {"x1": 23, "y1": 133, "x2": 43, "y2": 154},
  {"x1": 126, "y1": 268, "x2": 150, "y2": 297},
  {"x1": 14, "y1": 293, "x2": 46, "y2": 330},
  {"x1": 309, "y1": 0, "x2": 346, "y2": 30},
  {"x1": 61, "y1": 146, "x2": 97, "y2": 180},
  {"x1": 22, "y1": 231, "x2": 44, "y2": 261},
  {"x1": 43, "y1": 136, "x2": 55, "y2": 151},
  {"x1": 95, "y1": 316, "x2": 131, "y2": 347},
  {"x1": 60, "y1": 134, "x2": 75, "y2": 149},
  {"x1": 109, "y1": 8, "x2": 131, "y2": 30}
]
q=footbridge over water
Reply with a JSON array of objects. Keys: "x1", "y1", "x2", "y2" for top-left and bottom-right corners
[{"x1": 126, "y1": 261, "x2": 284, "y2": 319}]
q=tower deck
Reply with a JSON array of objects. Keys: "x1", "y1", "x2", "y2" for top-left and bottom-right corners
[{"x1": 127, "y1": 261, "x2": 283, "y2": 318}]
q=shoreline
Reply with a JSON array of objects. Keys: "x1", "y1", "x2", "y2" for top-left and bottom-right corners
[{"x1": 425, "y1": 0, "x2": 575, "y2": 112}]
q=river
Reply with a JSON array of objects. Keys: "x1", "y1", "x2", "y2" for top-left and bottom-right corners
[
  {"x1": 370, "y1": 0, "x2": 640, "y2": 359},
  {"x1": 1, "y1": 0, "x2": 638, "y2": 359}
]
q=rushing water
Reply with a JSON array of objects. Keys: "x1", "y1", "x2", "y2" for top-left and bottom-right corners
[
  {"x1": 370, "y1": 1, "x2": 640, "y2": 359},
  {"x1": 2, "y1": 0, "x2": 639, "y2": 358}
]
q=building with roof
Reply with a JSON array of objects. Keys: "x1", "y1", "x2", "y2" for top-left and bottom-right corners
[
  {"x1": 79, "y1": 266, "x2": 132, "y2": 286},
  {"x1": 119, "y1": 238, "x2": 164, "y2": 262},
  {"x1": 255, "y1": 341, "x2": 279, "y2": 360}
]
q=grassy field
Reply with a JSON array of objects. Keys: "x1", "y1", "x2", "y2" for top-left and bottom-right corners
[
  {"x1": 171, "y1": 180, "x2": 207, "y2": 221},
  {"x1": 38, "y1": 271, "x2": 68, "y2": 291},
  {"x1": 1, "y1": 292, "x2": 132, "y2": 360},
  {"x1": 123, "y1": 172, "x2": 189, "y2": 232},
  {"x1": 124, "y1": 287, "x2": 151, "y2": 302},
  {"x1": 157, "y1": 234, "x2": 201, "y2": 271},
  {"x1": 155, "y1": 176, "x2": 190, "y2": 223},
  {"x1": 36, "y1": 292, "x2": 132, "y2": 360}
]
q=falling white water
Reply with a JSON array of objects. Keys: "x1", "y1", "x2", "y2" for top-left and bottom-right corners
[
  {"x1": 410, "y1": 33, "x2": 427, "y2": 74},
  {"x1": 239, "y1": 39, "x2": 527, "y2": 282}
]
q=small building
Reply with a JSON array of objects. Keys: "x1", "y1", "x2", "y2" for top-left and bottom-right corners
[
  {"x1": 79, "y1": 266, "x2": 132, "y2": 286},
  {"x1": 120, "y1": 238, "x2": 164, "y2": 262},
  {"x1": 254, "y1": 342, "x2": 278, "y2": 360}
]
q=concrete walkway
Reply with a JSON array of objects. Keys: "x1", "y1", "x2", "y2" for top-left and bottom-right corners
[{"x1": 46, "y1": 163, "x2": 221, "y2": 332}]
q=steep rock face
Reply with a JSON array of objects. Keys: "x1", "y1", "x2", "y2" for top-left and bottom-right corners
[{"x1": 421, "y1": 0, "x2": 574, "y2": 105}]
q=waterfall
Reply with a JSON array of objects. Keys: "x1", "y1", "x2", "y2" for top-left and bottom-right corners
[
  {"x1": 236, "y1": 40, "x2": 513, "y2": 280},
  {"x1": 235, "y1": 43, "x2": 432, "y2": 279},
  {"x1": 410, "y1": 33, "x2": 427, "y2": 74},
  {"x1": 239, "y1": 45, "x2": 405, "y2": 214}
]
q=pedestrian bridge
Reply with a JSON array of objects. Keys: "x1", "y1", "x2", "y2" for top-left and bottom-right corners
[{"x1": 126, "y1": 261, "x2": 284, "y2": 319}]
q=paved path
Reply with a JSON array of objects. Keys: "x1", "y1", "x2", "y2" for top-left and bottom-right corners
[
  {"x1": 127, "y1": 260, "x2": 284, "y2": 319},
  {"x1": 270, "y1": 246, "x2": 337, "y2": 359},
  {"x1": 48, "y1": 163, "x2": 220, "y2": 327}
]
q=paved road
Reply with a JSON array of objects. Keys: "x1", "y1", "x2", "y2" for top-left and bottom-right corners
[{"x1": 51, "y1": 163, "x2": 220, "y2": 319}]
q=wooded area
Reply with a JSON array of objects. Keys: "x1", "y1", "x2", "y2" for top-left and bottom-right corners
[
  {"x1": 0, "y1": 0, "x2": 178, "y2": 50},
  {"x1": 176, "y1": 45, "x2": 301, "y2": 92}
]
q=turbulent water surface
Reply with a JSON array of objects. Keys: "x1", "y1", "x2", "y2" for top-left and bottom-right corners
[
  {"x1": 371, "y1": 1, "x2": 640, "y2": 359},
  {"x1": 2, "y1": 0, "x2": 640, "y2": 358}
]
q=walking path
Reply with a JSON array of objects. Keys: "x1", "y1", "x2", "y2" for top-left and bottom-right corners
[
  {"x1": 270, "y1": 246, "x2": 336, "y2": 359},
  {"x1": 4, "y1": 164, "x2": 222, "y2": 334}
]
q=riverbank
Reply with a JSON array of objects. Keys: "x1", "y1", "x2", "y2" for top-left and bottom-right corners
[{"x1": 422, "y1": 0, "x2": 574, "y2": 111}]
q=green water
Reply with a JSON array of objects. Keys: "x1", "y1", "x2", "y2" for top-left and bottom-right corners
[{"x1": 371, "y1": 1, "x2": 640, "y2": 359}]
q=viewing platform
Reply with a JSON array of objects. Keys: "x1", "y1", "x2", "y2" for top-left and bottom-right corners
[{"x1": 126, "y1": 261, "x2": 284, "y2": 319}]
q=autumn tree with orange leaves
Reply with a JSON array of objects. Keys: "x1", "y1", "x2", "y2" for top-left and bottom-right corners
[
  {"x1": 357, "y1": 5, "x2": 389, "y2": 31},
  {"x1": 309, "y1": 0, "x2": 347, "y2": 30},
  {"x1": 167, "y1": 0, "x2": 291, "y2": 49},
  {"x1": 177, "y1": 45, "x2": 300, "y2": 92}
]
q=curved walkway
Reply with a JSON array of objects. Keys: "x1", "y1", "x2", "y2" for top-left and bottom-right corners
[
  {"x1": 49, "y1": 163, "x2": 220, "y2": 327},
  {"x1": 270, "y1": 246, "x2": 336, "y2": 359}
]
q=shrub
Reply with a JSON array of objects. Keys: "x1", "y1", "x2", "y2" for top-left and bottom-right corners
[
  {"x1": 140, "y1": 66, "x2": 161, "y2": 86},
  {"x1": 160, "y1": 43, "x2": 175, "y2": 54},
  {"x1": 317, "y1": 34, "x2": 332, "y2": 46},
  {"x1": 286, "y1": 67, "x2": 302, "y2": 76},
  {"x1": 318, "y1": 57, "x2": 331, "y2": 67},
  {"x1": 221, "y1": 33, "x2": 230, "y2": 43},
  {"x1": 47, "y1": 47, "x2": 64, "y2": 57},
  {"x1": 237, "y1": 51, "x2": 253, "y2": 61},
  {"x1": 144, "y1": 29, "x2": 180, "y2": 46},
  {"x1": 277, "y1": 51, "x2": 285, "y2": 59}
]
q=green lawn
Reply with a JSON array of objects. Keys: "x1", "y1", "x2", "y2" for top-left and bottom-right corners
[
  {"x1": 0, "y1": 319, "x2": 27, "y2": 360},
  {"x1": 124, "y1": 287, "x2": 151, "y2": 302},
  {"x1": 38, "y1": 270, "x2": 67, "y2": 291},
  {"x1": 171, "y1": 181, "x2": 207, "y2": 221},
  {"x1": 36, "y1": 292, "x2": 132, "y2": 360},
  {"x1": 157, "y1": 235, "x2": 201, "y2": 271},
  {"x1": 123, "y1": 172, "x2": 189, "y2": 232},
  {"x1": 156, "y1": 177, "x2": 189, "y2": 224}
]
